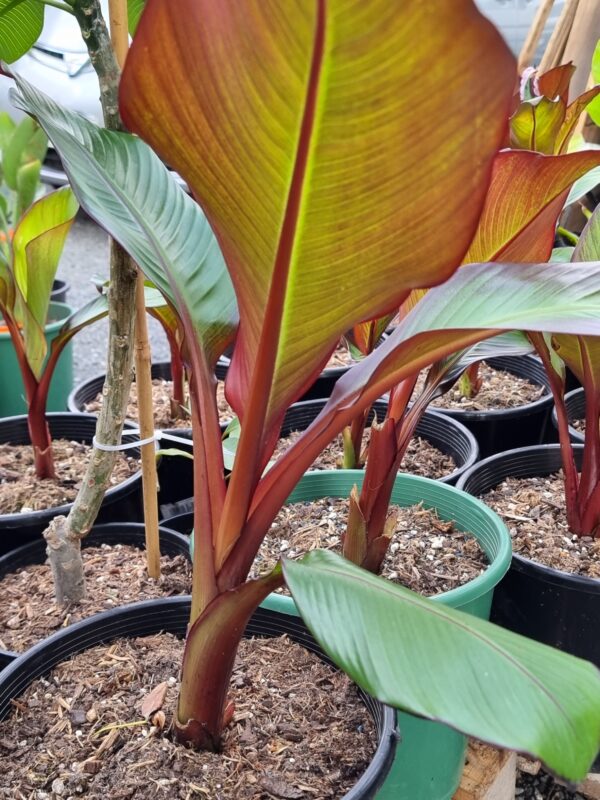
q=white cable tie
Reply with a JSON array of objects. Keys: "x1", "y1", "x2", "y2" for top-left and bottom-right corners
[
  {"x1": 93, "y1": 429, "x2": 158, "y2": 452},
  {"x1": 92, "y1": 428, "x2": 193, "y2": 453},
  {"x1": 156, "y1": 430, "x2": 194, "y2": 447}
]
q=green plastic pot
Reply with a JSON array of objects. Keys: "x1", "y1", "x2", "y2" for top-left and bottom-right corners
[
  {"x1": 260, "y1": 470, "x2": 512, "y2": 800},
  {"x1": 0, "y1": 302, "x2": 74, "y2": 417}
]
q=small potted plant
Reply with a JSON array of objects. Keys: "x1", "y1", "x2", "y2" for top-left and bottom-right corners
[{"x1": 0, "y1": 182, "x2": 143, "y2": 553}]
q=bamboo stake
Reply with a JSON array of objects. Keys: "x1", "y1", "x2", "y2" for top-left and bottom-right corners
[
  {"x1": 108, "y1": 0, "x2": 161, "y2": 578},
  {"x1": 518, "y1": 0, "x2": 556, "y2": 72},
  {"x1": 560, "y1": 0, "x2": 600, "y2": 98},
  {"x1": 539, "y1": 0, "x2": 580, "y2": 72}
]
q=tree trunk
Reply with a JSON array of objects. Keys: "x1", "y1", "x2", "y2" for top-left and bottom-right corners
[{"x1": 44, "y1": 0, "x2": 138, "y2": 605}]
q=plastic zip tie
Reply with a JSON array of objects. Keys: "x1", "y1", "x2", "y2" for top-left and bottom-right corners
[{"x1": 92, "y1": 428, "x2": 193, "y2": 452}]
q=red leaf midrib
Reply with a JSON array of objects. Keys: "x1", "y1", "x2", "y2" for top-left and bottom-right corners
[{"x1": 215, "y1": 0, "x2": 327, "y2": 570}]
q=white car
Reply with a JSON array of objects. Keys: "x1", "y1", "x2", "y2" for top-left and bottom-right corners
[{"x1": 0, "y1": 0, "x2": 564, "y2": 186}]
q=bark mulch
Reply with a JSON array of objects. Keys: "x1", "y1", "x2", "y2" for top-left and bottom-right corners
[
  {"x1": 254, "y1": 497, "x2": 486, "y2": 597},
  {"x1": 0, "y1": 544, "x2": 192, "y2": 652},
  {"x1": 0, "y1": 441, "x2": 138, "y2": 515},
  {"x1": 0, "y1": 633, "x2": 376, "y2": 799},
  {"x1": 425, "y1": 361, "x2": 545, "y2": 411},
  {"x1": 85, "y1": 379, "x2": 193, "y2": 430},
  {"x1": 272, "y1": 428, "x2": 456, "y2": 480},
  {"x1": 480, "y1": 473, "x2": 600, "y2": 578}
]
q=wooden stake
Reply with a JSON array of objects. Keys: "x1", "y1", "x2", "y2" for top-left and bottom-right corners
[
  {"x1": 108, "y1": 0, "x2": 161, "y2": 579},
  {"x1": 453, "y1": 742, "x2": 516, "y2": 800},
  {"x1": 518, "y1": 0, "x2": 556, "y2": 72},
  {"x1": 539, "y1": 0, "x2": 580, "y2": 72},
  {"x1": 560, "y1": 0, "x2": 600, "y2": 98}
]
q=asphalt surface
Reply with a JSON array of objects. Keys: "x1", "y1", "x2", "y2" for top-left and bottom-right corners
[{"x1": 56, "y1": 212, "x2": 170, "y2": 387}]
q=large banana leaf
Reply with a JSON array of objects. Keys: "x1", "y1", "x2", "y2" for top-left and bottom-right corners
[
  {"x1": 11, "y1": 76, "x2": 238, "y2": 369},
  {"x1": 283, "y1": 550, "x2": 600, "y2": 784},
  {"x1": 119, "y1": 0, "x2": 516, "y2": 436},
  {"x1": 464, "y1": 150, "x2": 600, "y2": 264}
]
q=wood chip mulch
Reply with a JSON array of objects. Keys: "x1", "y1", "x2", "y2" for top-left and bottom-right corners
[
  {"x1": 86, "y1": 379, "x2": 193, "y2": 430},
  {"x1": 0, "y1": 441, "x2": 138, "y2": 516},
  {"x1": 253, "y1": 497, "x2": 487, "y2": 597},
  {"x1": 423, "y1": 361, "x2": 545, "y2": 411},
  {"x1": 325, "y1": 343, "x2": 356, "y2": 369},
  {"x1": 480, "y1": 473, "x2": 600, "y2": 577},
  {"x1": 272, "y1": 428, "x2": 456, "y2": 480},
  {"x1": 87, "y1": 379, "x2": 235, "y2": 427},
  {"x1": 0, "y1": 633, "x2": 376, "y2": 799},
  {"x1": 0, "y1": 544, "x2": 192, "y2": 652}
]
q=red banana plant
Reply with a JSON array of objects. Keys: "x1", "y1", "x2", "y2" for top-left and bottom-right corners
[
  {"x1": 535, "y1": 202, "x2": 600, "y2": 538},
  {"x1": 0, "y1": 187, "x2": 107, "y2": 478},
  {"x1": 341, "y1": 113, "x2": 600, "y2": 572},
  {"x1": 11, "y1": 0, "x2": 600, "y2": 782}
]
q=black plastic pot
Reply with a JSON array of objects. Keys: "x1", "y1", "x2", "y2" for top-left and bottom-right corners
[
  {"x1": 431, "y1": 356, "x2": 552, "y2": 458},
  {"x1": 0, "y1": 413, "x2": 144, "y2": 555},
  {"x1": 280, "y1": 398, "x2": 479, "y2": 486},
  {"x1": 0, "y1": 597, "x2": 397, "y2": 798},
  {"x1": 457, "y1": 444, "x2": 600, "y2": 667},
  {"x1": 551, "y1": 387, "x2": 585, "y2": 444},
  {"x1": 0, "y1": 522, "x2": 191, "y2": 667},
  {"x1": 50, "y1": 279, "x2": 69, "y2": 304}
]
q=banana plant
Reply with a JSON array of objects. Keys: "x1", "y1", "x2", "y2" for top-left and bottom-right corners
[
  {"x1": 444, "y1": 62, "x2": 600, "y2": 402},
  {"x1": 11, "y1": 0, "x2": 600, "y2": 783},
  {"x1": 533, "y1": 202, "x2": 600, "y2": 537},
  {"x1": 0, "y1": 186, "x2": 107, "y2": 478},
  {"x1": 341, "y1": 114, "x2": 600, "y2": 572}
]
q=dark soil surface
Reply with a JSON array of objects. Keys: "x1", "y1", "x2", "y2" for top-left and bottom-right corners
[
  {"x1": 517, "y1": 758, "x2": 591, "y2": 799},
  {"x1": 0, "y1": 633, "x2": 376, "y2": 799},
  {"x1": 0, "y1": 544, "x2": 191, "y2": 652},
  {"x1": 423, "y1": 362, "x2": 545, "y2": 411},
  {"x1": 480, "y1": 473, "x2": 600, "y2": 577},
  {"x1": 273, "y1": 428, "x2": 456, "y2": 480},
  {"x1": 254, "y1": 497, "x2": 487, "y2": 597},
  {"x1": 0, "y1": 440, "x2": 138, "y2": 515}
]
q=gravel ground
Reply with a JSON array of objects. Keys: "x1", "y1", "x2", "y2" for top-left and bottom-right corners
[{"x1": 56, "y1": 213, "x2": 170, "y2": 385}]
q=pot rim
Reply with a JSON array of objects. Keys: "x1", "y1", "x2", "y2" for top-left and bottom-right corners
[{"x1": 184, "y1": 470, "x2": 512, "y2": 610}]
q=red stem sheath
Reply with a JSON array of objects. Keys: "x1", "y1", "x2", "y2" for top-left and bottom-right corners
[
  {"x1": 531, "y1": 334, "x2": 581, "y2": 532},
  {"x1": 4, "y1": 315, "x2": 56, "y2": 479}
]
